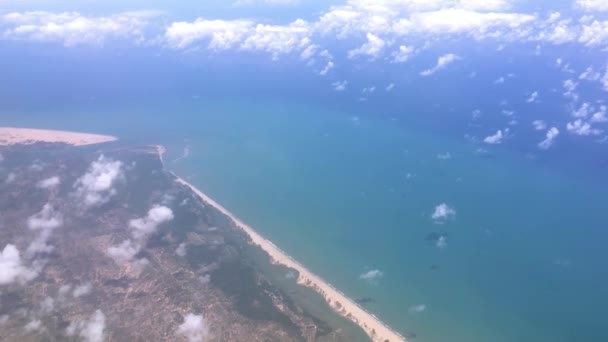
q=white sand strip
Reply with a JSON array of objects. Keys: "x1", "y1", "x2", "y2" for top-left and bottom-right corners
[
  {"x1": 175, "y1": 177, "x2": 406, "y2": 342},
  {"x1": 0, "y1": 127, "x2": 117, "y2": 146}
]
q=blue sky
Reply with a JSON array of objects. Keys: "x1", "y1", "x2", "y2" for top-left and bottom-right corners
[{"x1": 1, "y1": 0, "x2": 608, "y2": 158}]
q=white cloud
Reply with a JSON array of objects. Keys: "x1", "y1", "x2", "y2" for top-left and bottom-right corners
[
  {"x1": 332, "y1": 80, "x2": 348, "y2": 91},
  {"x1": 347, "y1": 32, "x2": 386, "y2": 59},
  {"x1": 484, "y1": 129, "x2": 506, "y2": 144},
  {"x1": 408, "y1": 304, "x2": 427, "y2": 314},
  {"x1": 436, "y1": 152, "x2": 452, "y2": 160},
  {"x1": 0, "y1": 244, "x2": 37, "y2": 285},
  {"x1": 573, "y1": 103, "x2": 591, "y2": 118},
  {"x1": 73, "y1": 283, "x2": 92, "y2": 298},
  {"x1": 538, "y1": 127, "x2": 560, "y2": 150},
  {"x1": 299, "y1": 44, "x2": 318, "y2": 60},
  {"x1": 107, "y1": 239, "x2": 139, "y2": 265},
  {"x1": 436, "y1": 236, "x2": 447, "y2": 248},
  {"x1": 67, "y1": 310, "x2": 106, "y2": 342},
  {"x1": 129, "y1": 205, "x2": 174, "y2": 242},
  {"x1": 386, "y1": 83, "x2": 395, "y2": 91},
  {"x1": 165, "y1": 18, "x2": 312, "y2": 58},
  {"x1": 107, "y1": 205, "x2": 173, "y2": 274},
  {"x1": 359, "y1": 269, "x2": 383, "y2": 283},
  {"x1": 165, "y1": 19, "x2": 254, "y2": 50},
  {"x1": 176, "y1": 243, "x2": 187, "y2": 257},
  {"x1": 362, "y1": 86, "x2": 376, "y2": 93},
  {"x1": 577, "y1": 0, "x2": 608, "y2": 11},
  {"x1": 24, "y1": 319, "x2": 43, "y2": 332},
  {"x1": 579, "y1": 67, "x2": 601, "y2": 81},
  {"x1": 391, "y1": 45, "x2": 415, "y2": 63},
  {"x1": 526, "y1": 91, "x2": 539, "y2": 103},
  {"x1": 567, "y1": 119, "x2": 602, "y2": 136},
  {"x1": 533, "y1": 120, "x2": 547, "y2": 131},
  {"x1": 1, "y1": 11, "x2": 156, "y2": 46},
  {"x1": 431, "y1": 203, "x2": 455, "y2": 222},
  {"x1": 319, "y1": 60, "x2": 334, "y2": 75},
  {"x1": 40, "y1": 297, "x2": 54, "y2": 314},
  {"x1": 240, "y1": 19, "x2": 312, "y2": 58},
  {"x1": 5, "y1": 172, "x2": 16, "y2": 184},
  {"x1": 37, "y1": 176, "x2": 60, "y2": 189},
  {"x1": 591, "y1": 105, "x2": 608, "y2": 122},
  {"x1": 176, "y1": 313, "x2": 210, "y2": 342},
  {"x1": 562, "y1": 79, "x2": 578, "y2": 100},
  {"x1": 26, "y1": 204, "x2": 63, "y2": 256},
  {"x1": 74, "y1": 155, "x2": 123, "y2": 207},
  {"x1": 420, "y1": 53, "x2": 459, "y2": 76}
]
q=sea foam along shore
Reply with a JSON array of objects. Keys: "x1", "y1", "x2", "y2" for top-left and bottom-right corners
[
  {"x1": 0, "y1": 127, "x2": 117, "y2": 146},
  {"x1": 173, "y1": 175, "x2": 407, "y2": 342}
]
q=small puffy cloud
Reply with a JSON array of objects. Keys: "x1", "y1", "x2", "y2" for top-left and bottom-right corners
[
  {"x1": 67, "y1": 310, "x2": 106, "y2": 342},
  {"x1": 37, "y1": 176, "x2": 60, "y2": 189},
  {"x1": 437, "y1": 152, "x2": 452, "y2": 160},
  {"x1": 26, "y1": 204, "x2": 63, "y2": 256},
  {"x1": 130, "y1": 205, "x2": 174, "y2": 241},
  {"x1": 590, "y1": 105, "x2": 607, "y2": 123},
  {"x1": 348, "y1": 32, "x2": 386, "y2": 60},
  {"x1": 24, "y1": 319, "x2": 43, "y2": 332},
  {"x1": 526, "y1": 91, "x2": 539, "y2": 103},
  {"x1": 73, "y1": 283, "x2": 92, "y2": 298},
  {"x1": 1, "y1": 11, "x2": 155, "y2": 46},
  {"x1": 332, "y1": 80, "x2": 348, "y2": 91},
  {"x1": 386, "y1": 83, "x2": 395, "y2": 91},
  {"x1": 391, "y1": 45, "x2": 415, "y2": 63},
  {"x1": 74, "y1": 155, "x2": 123, "y2": 207},
  {"x1": 579, "y1": 67, "x2": 601, "y2": 81},
  {"x1": 107, "y1": 239, "x2": 139, "y2": 265},
  {"x1": 40, "y1": 297, "x2": 54, "y2": 314},
  {"x1": 176, "y1": 243, "x2": 187, "y2": 257},
  {"x1": 436, "y1": 236, "x2": 447, "y2": 248},
  {"x1": 538, "y1": 127, "x2": 560, "y2": 150},
  {"x1": 319, "y1": 60, "x2": 334, "y2": 75},
  {"x1": 359, "y1": 269, "x2": 383, "y2": 283},
  {"x1": 566, "y1": 119, "x2": 602, "y2": 136},
  {"x1": 176, "y1": 313, "x2": 210, "y2": 342},
  {"x1": 5, "y1": 172, "x2": 16, "y2": 184},
  {"x1": 408, "y1": 304, "x2": 427, "y2": 314},
  {"x1": 431, "y1": 203, "x2": 455, "y2": 223},
  {"x1": 573, "y1": 103, "x2": 591, "y2": 118},
  {"x1": 27, "y1": 204, "x2": 63, "y2": 231},
  {"x1": 420, "y1": 53, "x2": 459, "y2": 76},
  {"x1": 484, "y1": 129, "x2": 507, "y2": 144},
  {"x1": 532, "y1": 120, "x2": 547, "y2": 131},
  {"x1": 562, "y1": 80, "x2": 578, "y2": 100},
  {"x1": 576, "y1": 0, "x2": 608, "y2": 11},
  {"x1": 0, "y1": 244, "x2": 37, "y2": 285}
]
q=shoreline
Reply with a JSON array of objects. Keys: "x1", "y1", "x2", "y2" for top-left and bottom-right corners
[
  {"x1": 0, "y1": 127, "x2": 117, "y2": 146},
  {"x1": 172, "y1": 175, "x2": 406, "y2": 342}
]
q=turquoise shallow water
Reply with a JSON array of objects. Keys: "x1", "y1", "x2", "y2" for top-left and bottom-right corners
[{"x1": 3, "y1": 98, "x2": 608, "y2": 342}]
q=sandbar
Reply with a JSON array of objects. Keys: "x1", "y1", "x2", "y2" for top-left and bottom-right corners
[{"x1": 0, "y1": 127, "x2": 117, "y2": 146}]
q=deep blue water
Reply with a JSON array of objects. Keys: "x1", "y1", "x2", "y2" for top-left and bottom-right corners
[{"x1": 2, "y1": 45, "x2": 608, "y2": 342}]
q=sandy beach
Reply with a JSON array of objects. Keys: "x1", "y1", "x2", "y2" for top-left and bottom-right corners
[
  {"x1": 174, "y1": 176, "x2": 407, "y2": 342},
  {"x1": 0, "y1": 127, "x2": 117, "y2": 146}
]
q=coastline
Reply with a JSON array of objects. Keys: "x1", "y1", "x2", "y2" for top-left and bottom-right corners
[
  {"x1": 0, "y1": 127, "x2": 117, "y2": 146},
  {"x1": 173, "y1": 175, "x2": 406, "y2": 342},
  {"x1": 2, "y1": 126, "x2": 405, "y2": 341}
]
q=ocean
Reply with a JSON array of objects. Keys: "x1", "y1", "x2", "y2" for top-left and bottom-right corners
[{"x1": 2, "y1": 45, "x2": 608, "y2": 342}]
